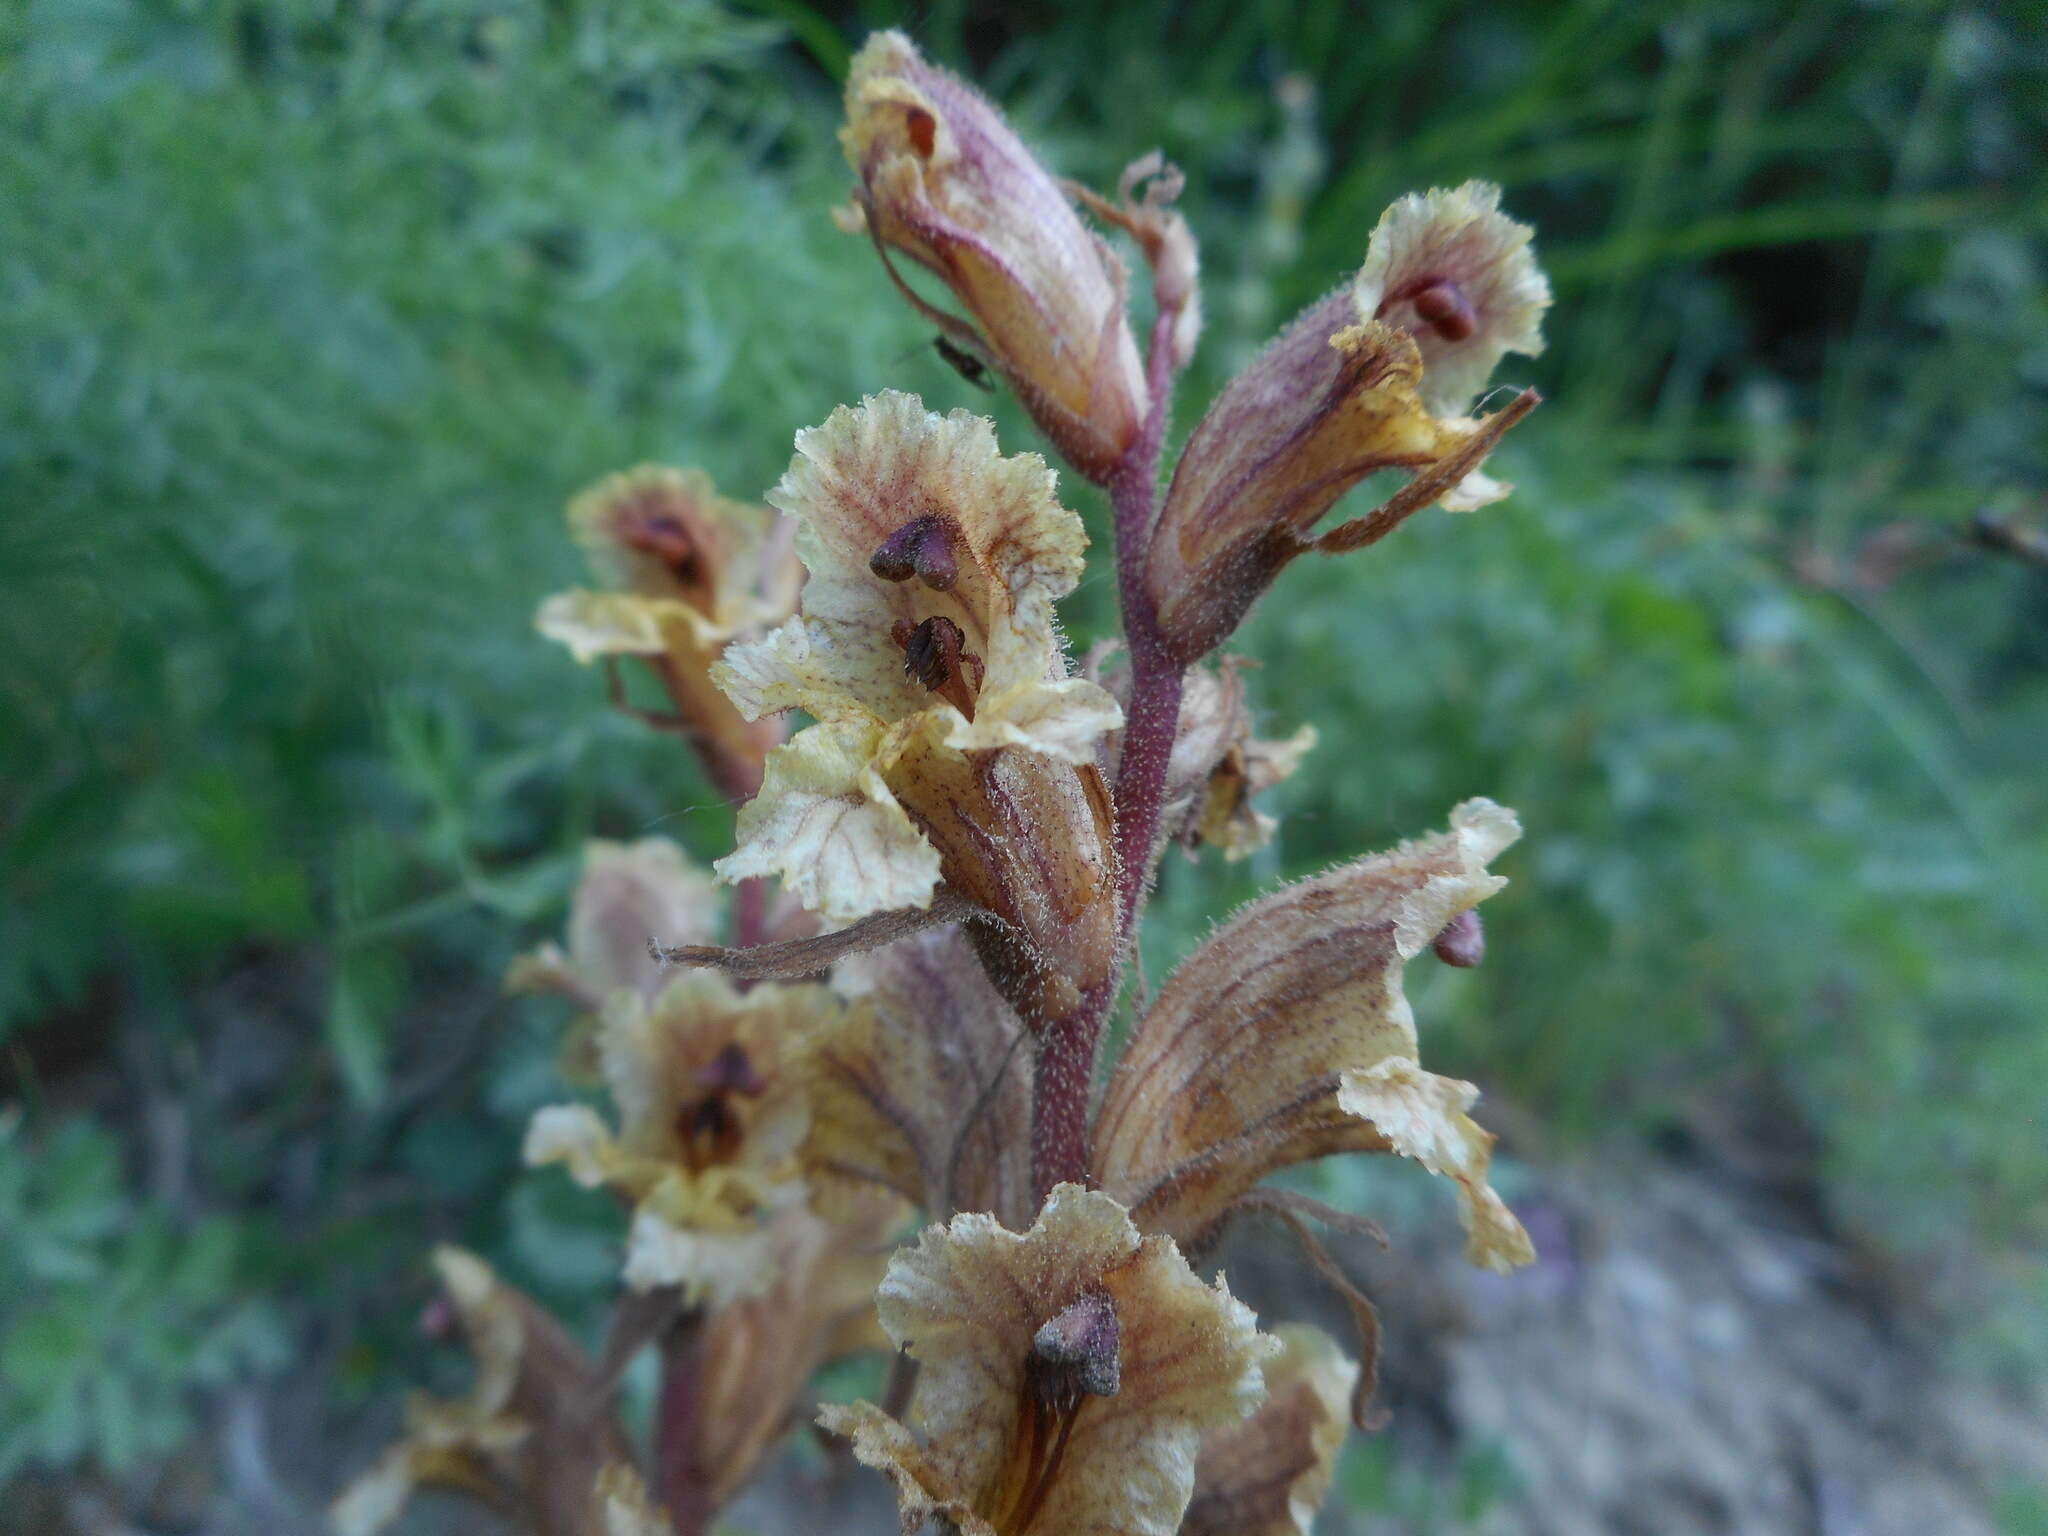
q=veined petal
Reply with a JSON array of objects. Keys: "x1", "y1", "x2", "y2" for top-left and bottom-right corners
[
  {"x1": 826, "y1": 1185, "x2": 1271, "y2": 1536},
  {"x1": 1184, "y1": 1325, "x2": 1356, "y2": 1536},
  {"x1": 762, "y1": 391, "x2": 1084, "y2": 713},
  {"x1": 1093, "y1": 799, "x2": 1530, "y2": 1261},
  {"x1": 943, "y1": 676, "x2": 1124, "y2": 761},
  {"x1": 716, "y1": 719, "x2": 942, "y2": 922}
]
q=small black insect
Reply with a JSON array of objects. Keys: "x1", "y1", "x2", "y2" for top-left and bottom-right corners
[{"x1": 933, "y1": 336, "x2": 996, "y2": 391}]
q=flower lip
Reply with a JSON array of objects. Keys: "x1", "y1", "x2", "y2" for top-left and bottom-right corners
[{"x1": 869, "y1": 512, "x2": 962, "y2": 591}]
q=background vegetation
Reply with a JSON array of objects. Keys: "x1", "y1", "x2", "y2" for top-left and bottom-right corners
[{"x1": 3, "y1": 0, "x2": 2043, "y2": 1526}]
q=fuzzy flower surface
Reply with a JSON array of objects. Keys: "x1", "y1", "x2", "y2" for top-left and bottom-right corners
[
  {"x1": 838, "y1": 31, "x2": 1148, "y2": 481},
  {"x1": 711, "y1": 391, "x2": 1121, "y2": 1008},
  {"x1": 1093, "y1": 800, "x2": 1534, "y2": 1271},
  {"x1": 1181, "y1": 1325, "x2": 1356, "y2": 1536},
  {"x1": 523, "y1": 972, "x2": 830, "y2": 1303},
  {"x1": 1145, "y1": 184, "x2": 1549, "y2": 662},
  {"x1": 821, "y1": 1184, "x2": 1271, "y2": 1536}
]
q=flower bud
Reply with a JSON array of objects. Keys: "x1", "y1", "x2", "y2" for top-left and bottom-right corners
[
  {"x1": 1144, "y1": 183, "x2": 1549, "y2": 664},
  {"x1": 838, "y1": 31, "x2": 1148, "y2": 481}
]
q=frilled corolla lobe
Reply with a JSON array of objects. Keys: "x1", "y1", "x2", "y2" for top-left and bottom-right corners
[
  {"x1": 819, "y1": 1184, "x2": 1272, "y2": 1536},
  {"x1": 838, "y1": 31, "x2": 1148, "y2": 482}
]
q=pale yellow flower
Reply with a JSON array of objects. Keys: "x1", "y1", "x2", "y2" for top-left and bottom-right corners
[
  {"x1": 712, "y1": 391, "x2": 1120, "y2": 1017},
  {"x1": 838, "y1": 31, "x2": 1148, "y2": 481},
  {"x1": 535, "y1": 465, "x2": 795, "y2": 787},
  {"x1": 523, "y1": 972, "x2": 832, "y2": 1303},
  {"x1": 821, "y1": 1184, "x2": 1272, "y2": 1536},
  {"x1": 1353, "y1": 180, "x2": 1551, "y2": 417},
  {"x1": 1093, "y1": 799, "x2": 1535, "y2": 1272},
  {"x1": 330, "y1": 1248, "x2": 631, "y2": 1536}
]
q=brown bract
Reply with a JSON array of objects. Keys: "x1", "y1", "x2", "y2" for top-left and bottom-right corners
[
  {"x1": 819, "y1": 1184, "x2": 1271, "y2": 1536},
  {"x1": 1183, "y1": 1325, "x2": 1357, "y2": 1536},
  {"x1": 330, "y1": 1249, "x2": 632, "y2": 1536},
  {"x1": 838, "y1": 31, "x2": 1147, "y2": 482},
  {"x1": 796, "y1": 925, "x2": 1035, "y2": 1228},
  {"x1": 1092, "y1": 799, "x2": 1535, "y2": 1272},
  {"x1": 1144, "y1": 298, "x2": 1535, "y2": 664}
]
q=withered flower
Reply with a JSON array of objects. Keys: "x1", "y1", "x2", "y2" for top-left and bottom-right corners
[
  {"x1": 524, "y1": 973, "x2": 831, "y2": 1303},
  {"x1": 506, "y1": 836, "x2": 719, "y2": 1011},
  {"x1": 1098, "y1": 653, "x2": 1316, "y2": 865},
  {"x1": 1144, "y1": 184, "x2": 1549, "y2": 663},
  {"x1": 796, "y1": 925, "x2": 1034, "y2": 1228},
  {"x1": 820, "y1": 1184, "x2": 1271, "y2": 1536},
  {"x1": 682, "y1": 1197, "x2": 898, "y2": 1512},
  {"x1": 837, "y1": 31, "x2": 1148, "y2": 482},
  {"x1": 331, "y1": 1248, "x2": 632, "y2": 1536},
  {"x1": 536, "y1": 465, "x2": 797, "y2": 788},
  {"x1": 1182, "y1": 1325, "x2": 1357, "y2": 1536},
  {"x1": 712, "y1": 391, "x2": 1121, "y2": 1018},
  {"x1": 1093, "y1": 799, "x2": 1535, "y2": 1272}
]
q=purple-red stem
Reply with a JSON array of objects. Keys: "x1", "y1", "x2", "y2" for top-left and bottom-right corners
[
  {"x1": 1028, "y1": 308, "x2": 1189, "y2": 1204},
  {"x1": 655, "y1": 1310, "x2": 712, "y2": 1536}
]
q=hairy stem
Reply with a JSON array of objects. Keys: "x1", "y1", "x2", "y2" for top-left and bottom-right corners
[{"x1": 1029, "y1": 306, "x2": 1187, "y2": 1205}]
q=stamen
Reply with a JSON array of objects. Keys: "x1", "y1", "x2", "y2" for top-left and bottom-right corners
[
  {"x1": 1409, "y1": 280, "x2": 1477, "y2": 342},
  {"x1": 1007, "y1": 1291, "x2": 1121, "y2": 1532},
  {"x1": 870, "y1": 513, "x2": 962, "y2": 591}
]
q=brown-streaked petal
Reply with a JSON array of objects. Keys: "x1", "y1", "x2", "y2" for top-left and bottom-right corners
[
  {"x1": 1182, "y1": 1325, "x2": 1357, "y2": 1536},
  {"x1": 796, "y1": 925, "x2": 1034, "y2": 1227},
  {"x1": 1091, "y1": 799, "x2": 1534, "y2": 1270},
  {"x1": 1144, "y1": 297, "x2": 1536, "y2": 664}
]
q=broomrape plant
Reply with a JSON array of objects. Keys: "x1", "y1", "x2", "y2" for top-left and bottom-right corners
[{"x1": 337, "y1": 29, "x2": 1550, "y2": 1536}]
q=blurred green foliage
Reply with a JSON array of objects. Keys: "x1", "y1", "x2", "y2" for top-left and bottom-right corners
[{"x1": 2, "y1": 0, "x2": 2044, "y2": 1507}]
